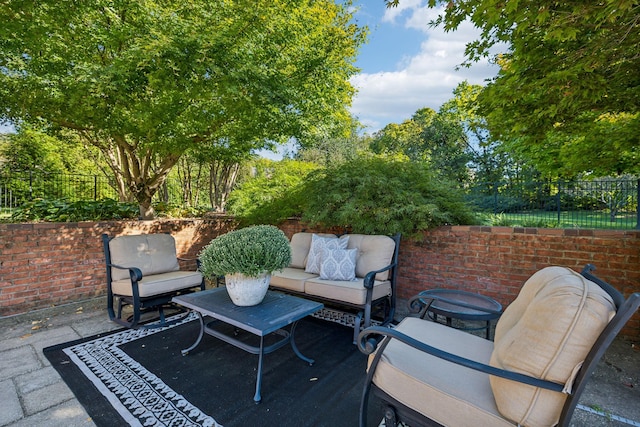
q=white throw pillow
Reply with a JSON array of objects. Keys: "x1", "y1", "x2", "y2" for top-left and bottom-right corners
[
  {"x1": 304, "y1": 234, "x2": 349, "y2": 274},
  {"x1": 319, "y1": 248, "x2": 358, "y2": 281}
]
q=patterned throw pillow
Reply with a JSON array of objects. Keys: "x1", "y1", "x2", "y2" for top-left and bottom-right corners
[
  {"x1": 319, "y1": 248, "x2": 358, "y2": 281},
  {"x1": 304, "y1": 234, "x2": 349, "y2": 274}
]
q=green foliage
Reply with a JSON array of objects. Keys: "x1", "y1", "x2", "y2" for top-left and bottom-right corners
[
  {"x1": 199, "y1": 225, "x2": 291, "y2": 278},
  {"x1": 299, "y1": 156, "x2": 478, "y2": 236},
  {"x1": 226, "y1": 159, "x2": 320, "y2": 225},
  {"x1": 414, "y1": 0, "x2": 640, "y2": 176},
  {"x1": 9, "y1": 199, "x2": 138, "y2": 222},
  {"x1": 0, "y1": 0, "x2": 366, "y2": 216},
  {"x1": 370, "y1": 107, "x2": 471, "y2": 183}
]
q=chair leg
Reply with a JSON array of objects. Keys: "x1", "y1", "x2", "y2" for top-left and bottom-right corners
[{"x1": 383, "y1": 405, "x2": 397, "y2": 427}]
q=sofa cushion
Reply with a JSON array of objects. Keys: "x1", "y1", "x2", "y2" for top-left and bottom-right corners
[
  {"x1": 346, "y1": 234, "x2": 395, "y2": 281},
  {"x1": 490, "y1": 266, "x2": 616, "y2": 426},
  {"x1": 109, "y1": 234, "x2": 180, "y2": 281},
  {"x1": 289, "y1": 232, "x2": 337, "y2": 269},
  {"x1": 319, "y1": 248, "x2": 357, "y2": 281},
  {"x1": 111, "y1": 271, "x2": 203, "y2": 298},
  {"x1": 372, "y1": 318, "x2": 513, "y2": 427},
  {"x1": 305, "y1": 234, "x2": 349, "y2": 274},
  {"x1": 304, "y1": 277, "x2": 391, "y2": 305},
  {"x1": 270, "y1": 267, "x2": 319, "y2": 292}
]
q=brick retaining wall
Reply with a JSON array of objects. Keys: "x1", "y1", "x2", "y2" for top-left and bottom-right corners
[{"x1": 1, "y1": 219, "x2": 638, "y2": 339}]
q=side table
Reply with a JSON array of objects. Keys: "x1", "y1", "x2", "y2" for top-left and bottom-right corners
[{"x1": 412, "y1": 289, "x2": 502, "y2": 339}]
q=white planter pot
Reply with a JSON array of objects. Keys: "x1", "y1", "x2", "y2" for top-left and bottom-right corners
[{"x1": 224, "y1": 272, "x2": 271, "y2": 306}]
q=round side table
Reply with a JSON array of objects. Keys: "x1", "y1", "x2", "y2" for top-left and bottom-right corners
[{"x1": 416, "y1": 289, "x2": 502, "y2": 339}]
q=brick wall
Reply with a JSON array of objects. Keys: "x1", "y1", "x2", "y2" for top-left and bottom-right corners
[
  {"x1": 0, "y1": 218, "x2": 236, "y2": 317},
  {"x1": 1, "y1": 219, "x2": 638, "y2": 339},
  {"x1": 395, "y1": 226, "x2": 640, "y2": 339}
]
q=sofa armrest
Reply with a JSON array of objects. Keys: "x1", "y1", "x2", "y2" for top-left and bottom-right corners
[
  {"x1": 363, "y1": 262, "x2": 397, "y2": 289},
  {"x1": 357, "y1": 325, "x2": 565, "y2": 392}
]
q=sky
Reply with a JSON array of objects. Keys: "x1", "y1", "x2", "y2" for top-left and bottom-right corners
[
  {"x1": 0, "y1": 1, "x2": 501, "y2": 144},
  {"x1": 350, "y1": 0, "x2": 500, "y2": 134}
]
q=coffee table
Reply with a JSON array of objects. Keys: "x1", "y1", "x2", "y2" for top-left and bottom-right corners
[{"x1": 172, "y1": 288, "x2": 323, "y2": 402}]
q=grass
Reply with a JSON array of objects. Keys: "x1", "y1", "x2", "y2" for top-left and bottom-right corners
[{"x1": 484, "y1": 210, "x2": 638, "y2": 230}]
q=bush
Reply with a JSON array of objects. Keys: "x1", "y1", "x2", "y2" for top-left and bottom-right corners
[
  {"x1": 226, "y1": 159, "x2": 319, "y2": 225},
  {"x1": 297, "y1": 157, "x2": 478, "y2": 237},
  {"x1": 9, "y1": 198, "x2": 139, "y2": 222}
]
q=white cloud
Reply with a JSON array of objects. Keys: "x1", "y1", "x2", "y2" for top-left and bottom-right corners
[{"x1": 351, "y1": 3, "x2": 499, "y2": 133}]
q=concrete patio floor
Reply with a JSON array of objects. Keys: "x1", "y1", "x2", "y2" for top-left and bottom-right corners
[{"x1": 0, "y1": 297, "x2": 638, "y2": 427}]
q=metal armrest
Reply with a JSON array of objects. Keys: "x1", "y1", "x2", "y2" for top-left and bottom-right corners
[
  {"x1": 357, "y1": 325, "x2": 565, "y2": 393},
  {"x1": 363, "y1": 262, "x2": 397, "y2": 289},
  {"x1": 107, "y1": 262, "x2": 143, "y2": 282}
]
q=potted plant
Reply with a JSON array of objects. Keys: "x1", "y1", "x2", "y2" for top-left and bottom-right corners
[{"x1": 199, "y1": 225, "x2": 291, "y2": 306}]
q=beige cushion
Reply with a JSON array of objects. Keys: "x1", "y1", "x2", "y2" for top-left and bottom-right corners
[
  {"x1": 346, "y1": 234, "x2": 395, "y2": 281},
  {"x1": 270, "y1": 267, "x2": 319, "y2": 292},
  {"x1": 490, "y1": 266, "x2": 616, "y2": 426},
  {"x1": 111, "y1": 271, "x2": 203, "y2": 298},
  {"x1": 289, "y1": 232, "x2": 338, "y2": 269},
  {"x1": 305, "y1": 234, "x2": 349, "y2": 274},
  {"x1": 108, "y1": 234, "x2": 180, "y2": 281},
  {"x1": 304, "y1": 277, "x2": 391, "y2": 305},
  {"x1": 371, "y1": 318, "x2": 515, "y2": 427}
]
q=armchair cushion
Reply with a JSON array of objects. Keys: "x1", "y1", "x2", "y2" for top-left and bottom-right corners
[
  {"x1": 371, "y1": 317, "x2": 514, "y2": 427},
  {"x1": 490, "y1": 266, "x2": 616, "y2": 426},
  {"x1": 108, "y1": 234, "x2": 180, "y2": 281},
  {"x1": 111, "y1": 271, "x2": 204, "y2": 298}
]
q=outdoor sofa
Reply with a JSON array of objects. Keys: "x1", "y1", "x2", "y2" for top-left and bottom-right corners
[{"x1": 270, "y1": 232, "x2": 401, "y2": 342}]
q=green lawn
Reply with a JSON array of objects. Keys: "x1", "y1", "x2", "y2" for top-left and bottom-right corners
[{"x1": 485, "y1": 210, "x2": 638, "y2": 230}]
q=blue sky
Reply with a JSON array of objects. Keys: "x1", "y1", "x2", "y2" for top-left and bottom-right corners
[
  {"x1": 0, "y1": 1, "x2": 500, "y2": 141},
  {"x1": 350, "y1": 0, "x2": 500, "y2": 133}
]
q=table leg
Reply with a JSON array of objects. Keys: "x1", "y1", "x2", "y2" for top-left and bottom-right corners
[
  {"x1": 290, "y1": 321, "x2": 314, "y2": 366},
  {"x1": 181, "y1": 311, "x2": 204, "y2": 356},
  {"x1": 254, "y1": 336, "x2": 265, "y2": 403}
]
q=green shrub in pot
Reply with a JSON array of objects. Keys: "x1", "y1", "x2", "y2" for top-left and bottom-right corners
[{"x1": 199, "y1": 225, "x2": 291, "y2": 279}]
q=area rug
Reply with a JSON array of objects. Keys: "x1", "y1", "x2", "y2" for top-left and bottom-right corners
[{"x1": 44, "y1": 313, "x2": 378, "y2": 426}]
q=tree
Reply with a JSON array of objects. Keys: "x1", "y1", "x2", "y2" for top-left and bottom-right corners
[
  {"x1": 388, "y1": 0, "x2": 640, "y2": 176},
  {"x1": 293, "y1": 117, "x2": 370, "y2": 166},
  {"x1": 370, "y1": 107, "x2": 470, "y2": 183},
  {"x1": 0, "y1": 1, "x2": 366, "y2": 218}
]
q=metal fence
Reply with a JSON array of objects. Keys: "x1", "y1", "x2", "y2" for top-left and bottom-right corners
[
  {"x1": 465, "y1": 178, "x2": 639, "y2": 229},
  {"x1": 1, "y1": 170, "x2": 638, "y2": 229},
  {"x1": 0, "y1": 171, "x2": 199, "y2": 213}
]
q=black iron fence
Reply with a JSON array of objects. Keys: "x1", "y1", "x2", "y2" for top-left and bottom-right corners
[
  {"x1": 1, "y1": 170, "x2": 638, "y2": 229},
  {"x1": 0, "y1": 171, "x2": 204, "y2": 212},
  {"x1": 465, "y1": 178, "x2": 639, "y2": 229}
]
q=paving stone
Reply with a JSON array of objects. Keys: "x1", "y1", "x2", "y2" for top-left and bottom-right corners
[
  {"x1": 21, "y1": 380, "x2": 75, "y2": 416},
  {"x1": 0, "y1": 378, "x2": 23, "y2": 426},
  {"x1": 0, "y1": 346, "x2": 39, "y2": 381},
  {"x1": 9, "y1": 399, "x2": 94, "y2": 427},
  {"x1": 14, "y1": 366, "x2": 62, "y2": 395}
]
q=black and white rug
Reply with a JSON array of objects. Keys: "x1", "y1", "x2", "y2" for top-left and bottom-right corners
[{"x1": 44, "y1": 313, "x2": 376, "y2": 427}]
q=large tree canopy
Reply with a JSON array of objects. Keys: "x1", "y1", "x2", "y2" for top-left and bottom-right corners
[
  {"x1": 387, "y1": 0, "x2": 639, "y2": 176},
  {"x1": 0, "y1": 0, "x2": 365, "y2": 217}
]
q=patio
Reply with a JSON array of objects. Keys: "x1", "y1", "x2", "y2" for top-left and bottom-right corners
[{"x1": 1, "y1": 296, "x2": 638, "y2": 427}]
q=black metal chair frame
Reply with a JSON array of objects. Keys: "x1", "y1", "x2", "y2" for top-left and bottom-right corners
[
  {"x1": 357, "y1": 264, "x2": 640, "y2": 427},
  {"x1": 102, "y1": 233, "x2": 205, "y2": 329}
]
